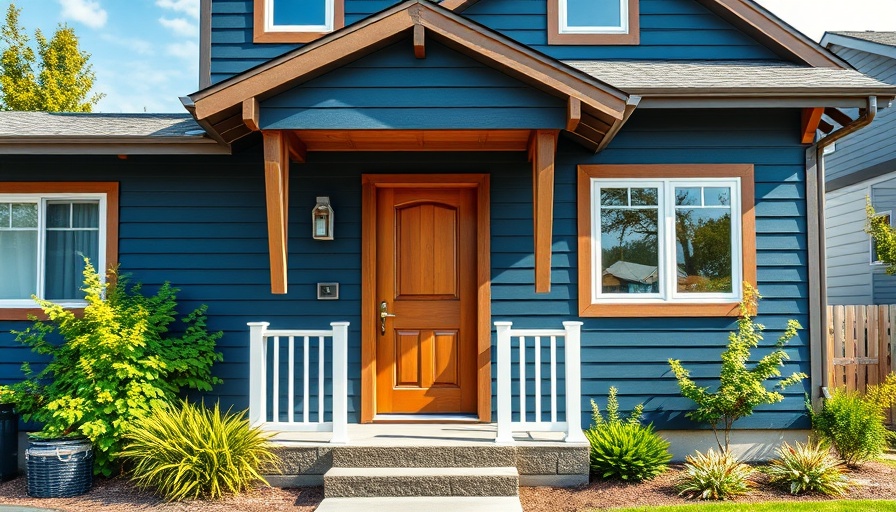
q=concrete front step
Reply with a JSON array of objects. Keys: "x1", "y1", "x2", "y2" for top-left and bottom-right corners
[
  {"x1": 315, "y1": 496, "x2": 523, "y2": 512},
  {"x1": 331, "y1": 445, "x2": 515, "y2": 468},
  {"x1": 323, "y1": 466, "x2": 520, "y2": 498}
]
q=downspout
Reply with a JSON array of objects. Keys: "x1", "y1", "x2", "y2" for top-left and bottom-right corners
[{"x1": 810, "y1": 96, "x2": 877, "y2": 402}]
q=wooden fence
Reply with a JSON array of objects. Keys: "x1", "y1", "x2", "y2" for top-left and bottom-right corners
[{"x1": 827, "y1": 305, "x2": 896, "y2": 423}]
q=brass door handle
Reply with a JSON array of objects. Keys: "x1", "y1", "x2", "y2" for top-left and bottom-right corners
[{"x1": 380, "y1": 300, "x2": 396, "y2": 335}]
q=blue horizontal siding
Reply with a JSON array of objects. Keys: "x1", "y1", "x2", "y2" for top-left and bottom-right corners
[
  {"x1": 259, "y1": 39, "x2": 566, "y2": 130},
  {"x1": 210, "y1": 0, "x2": 780, "y2": 82},
  {"x1": 0, "y1": 107, "x2": 812, "y2": 430}
]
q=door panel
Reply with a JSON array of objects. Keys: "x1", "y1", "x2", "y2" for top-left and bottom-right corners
[{"x1": 376, "y1": 187, "x2": 477, "y2": 414}]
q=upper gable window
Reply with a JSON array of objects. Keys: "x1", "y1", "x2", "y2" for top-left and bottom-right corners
[
  {"x1": 548, "y1": 0, "x2": 639, "y2": 45},
  {"x1": 254, "y1": 0, "x2": 345, "y2": 43}
]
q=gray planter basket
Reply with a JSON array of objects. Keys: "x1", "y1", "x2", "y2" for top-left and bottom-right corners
[{"x1": 25, "y1": 437, "x2": 93, "y2": 498}]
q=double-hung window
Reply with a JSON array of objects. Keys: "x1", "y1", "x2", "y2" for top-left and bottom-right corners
[
  {"x1": 549, "y1": 0, "x2": 639, "y2": 45},
  {"x1": 577, "y1": 165, "x2": 756, "y2": 317},
  {"x1": 254, "y1": 0, "x2": 345, "y2": 43},
  {"x1": 0, "y1": 183, "x2": 118, "y2": 318}
]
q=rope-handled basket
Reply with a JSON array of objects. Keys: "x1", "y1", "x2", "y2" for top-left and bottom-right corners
[{"x1": 26, "y1": 437, "x2": 93, "y2": 498}]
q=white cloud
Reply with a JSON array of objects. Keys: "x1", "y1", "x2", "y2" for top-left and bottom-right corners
[
  {"x1": 99, "y1": 34, "x2": 154, "y2": 56},
  {"x1": 756, "y1": 0, "x2": 896, "y2": 41},
  {"x1": 156, "y1": 0, "x2": 200, "y2": 20},
  {"x1": 92, "y1": 60, "x2": 197, "y2": 113},
  {"x1": 159, "y1": 17, "x2": 197, "y2": 38},
  {"x1": 58, "y1": 0, "x2": 108, "y2": 29},
  {"x1": 166, "y1": 40, "x2": 198, "y2": 61}
]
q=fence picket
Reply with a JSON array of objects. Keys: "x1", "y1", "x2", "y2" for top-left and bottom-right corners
[{"x1": 826, "y1": 305, "x2": 895, "y2": 424}]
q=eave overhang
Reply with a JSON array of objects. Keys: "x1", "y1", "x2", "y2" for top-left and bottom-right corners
[
  {"x1": 0, "y1": 136, "x2": 231, "y2": 155},
  {"x1": 185, "y1": 0, "x2": 629, "y2": 152}
]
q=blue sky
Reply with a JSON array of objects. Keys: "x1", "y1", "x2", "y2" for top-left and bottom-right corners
[{"x1": 2, "y1": 0, "x2": 896, "y2": 113}]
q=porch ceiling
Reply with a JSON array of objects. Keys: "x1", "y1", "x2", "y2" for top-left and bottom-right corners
[{"x1": 184, "y1": 0, "x2": 629, "y2": 153}]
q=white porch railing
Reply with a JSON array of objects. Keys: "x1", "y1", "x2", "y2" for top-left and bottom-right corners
[
  {"x1": 494, "y1": 321, "x2": 586, "y2": 444},
  {"x1": 247, "y1": 321, "x2": 349, "y2": 444}
]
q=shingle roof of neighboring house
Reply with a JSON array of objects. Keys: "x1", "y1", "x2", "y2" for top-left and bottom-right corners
[
  {"x1": 566, "y1": 60, "x2": 896, "y2": 98},
  {"x1": 828, "y1": 32, "x2": 896, "y2": 47},
  {"x1": 0, "y1": 112, "x2": 229, "y2": 154}
]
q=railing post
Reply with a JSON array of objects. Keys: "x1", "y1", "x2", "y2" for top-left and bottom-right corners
[
  {"x1": 248, "y1": 322, "x2": 269, "y2": 427},
  {"x1": 330, "y1": 322, "x2": 350, "y2": 444},
  {"x1": 563, "y1": 321, "x2": 587, "y2": 443},
  {"x1": 495, "y1": 321, "x2": 513, "y2": 443}
]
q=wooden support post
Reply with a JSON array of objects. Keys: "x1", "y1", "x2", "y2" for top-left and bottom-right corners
[
  {"x1": 243, "y1": 97, "x2": 260, "y2": 131},
  {"x1": 529, "y1": 130, "x2": 558, "y2": 294},
  {"x1": 413, "y1": 24, "x2": 426, "y2": 59},
  {"x1": 263, "y1": 130, "x2": 289, "y2": 294}
]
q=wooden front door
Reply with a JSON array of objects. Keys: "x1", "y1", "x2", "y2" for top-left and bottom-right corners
[{"x1": 374, "y1": 186, "x2": 478, "y2": 414}]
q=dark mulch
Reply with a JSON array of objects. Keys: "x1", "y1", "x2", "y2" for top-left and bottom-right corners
[{"x1": 1, "y1": 460, "x2": 893, "y2": 511}]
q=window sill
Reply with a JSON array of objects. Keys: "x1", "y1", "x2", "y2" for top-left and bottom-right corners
[
  {"x1": 253, "y1": 30, "x2": 333, "y2": 43},
  {"x1": 0, "y1": 307, "x2": 86, "y2": 321},
  {"x1": 579, "y1": 302, "x2": 741, "y2": 317}
]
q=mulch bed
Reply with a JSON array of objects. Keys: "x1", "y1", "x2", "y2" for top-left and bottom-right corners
[
  {"x1": 0, "y1": 461, "x2": 893, "y2": 511},
  {"x1": 520, "y1": 460, "x2": 896, "y2": 511}
]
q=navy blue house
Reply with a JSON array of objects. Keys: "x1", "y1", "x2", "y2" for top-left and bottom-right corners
[{"x1": 1, "y1": 0, "x2": 894, "y2": 456}]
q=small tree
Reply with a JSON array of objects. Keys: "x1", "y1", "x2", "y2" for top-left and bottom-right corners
[
  {"x1": 866, "y1": 199, "x2": 896, "y2": 274},
  {"x1": 0, "y1": 3, "x2": 103, "y2": 111},
  {"x1": 668, "y1": 284, "x2": 806, "y2": 451}
]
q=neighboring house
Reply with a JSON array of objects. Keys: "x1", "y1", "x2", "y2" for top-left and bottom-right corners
[
  {"x1": 821, "y1": 32, "x2": 896, "y2": 305},
  {"x1": 2, "y1": 0, "x2": 895, "y2": 474}
]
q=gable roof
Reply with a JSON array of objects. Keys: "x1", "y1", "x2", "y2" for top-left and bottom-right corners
[
  {"x1": 187, "y1": 0, "x2": 629, "y2": 148},
  {"x1": 822, "y1": 32, "x2": 896, "y2": 61},
  {"x1": 0, "y1": 112, "x2": 229, "y2": 154},
  {"x1": 444, "y1": 0, "x2": 849, "y2": 69}
]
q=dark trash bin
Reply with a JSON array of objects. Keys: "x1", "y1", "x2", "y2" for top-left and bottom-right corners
[
  {"x1": 0, "y1": 403, "x2": 17, "y2": 482},
  {"x1": 25, "y1": 437, "x2": 92, "y2": 498}
]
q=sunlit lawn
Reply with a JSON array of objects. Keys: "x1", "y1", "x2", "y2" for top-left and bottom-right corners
[{"x1": 608, "y1": 501, "x2": 896, "y2": 512}]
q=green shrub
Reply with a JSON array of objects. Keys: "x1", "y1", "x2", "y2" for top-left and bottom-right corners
[
  {"x1": 809, "y1": 375, "x2": 896, "y2": 467},
  {"x1": 669, "y1": 284, "x2": 805, "y2": 451},
  {"x1": 764, "y1": 441, "x2": 847, "y2": 496},
  {"x1": 585, "y1": 387, "x2": 671, "y2": 481},
  {"x1": 676, "y1": 449, "x2": 753, "y2": 500},
  {"x1": 12, "y1": 260, "x2": 223, "y2": 476},
  {"x1": 121, "y1": 401, "x2": 278, "y2": 501}
]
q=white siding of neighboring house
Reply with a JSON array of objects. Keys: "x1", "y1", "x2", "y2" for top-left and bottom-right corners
[
  {"x1": 824, "y1": 45, "x2": 896, "y2": 182},
  {"x1": 826, "y1": 183, "x2": 874, "y2": 304}
]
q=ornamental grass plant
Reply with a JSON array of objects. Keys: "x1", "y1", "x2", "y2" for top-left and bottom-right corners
[
  {"x1": 121, "y1": 400, "x2": 278, "y2": 501},
  {"x1": 585, "y1": 387, "x2": 672, "y2": 481},
  {"x1": 763, "y1": 441, "x2": 848, "y2": 496},
  {"x1": 675, "y1": 449, "x2": 754, "y2": 500},
  {"x1": 809, "y1": 375, "x2": 896, "y2": 467}
]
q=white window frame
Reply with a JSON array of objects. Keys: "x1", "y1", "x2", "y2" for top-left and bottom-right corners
[
  {"x1": 0, "y1": 192, "x2": 107, "y2": 309},
  {"x1": 590, "y1": 177, "x2": 743, "y2": 305},
  {"x1": 265, "y1": 0, "x2": 334, "y2": 33},
  {"x1": 559, "y1": 0, "x2": 628, "y2": 34},
  {"x1": 870, "y1": 210, "x2": 891, "y2": 266}
]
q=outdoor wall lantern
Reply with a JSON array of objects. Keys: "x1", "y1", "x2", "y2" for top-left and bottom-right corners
[{"x1": 312, "y1": 196, "x2": 334, "y2": 240}]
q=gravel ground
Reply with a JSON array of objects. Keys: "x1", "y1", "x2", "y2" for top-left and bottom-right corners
[{"x1": 0, "y1": 461, "x2": 893, "y2": 511}]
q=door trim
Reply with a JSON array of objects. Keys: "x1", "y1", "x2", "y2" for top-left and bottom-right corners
[{"x1": 361, "y1": 174, "x2": 490, "y2": 423}]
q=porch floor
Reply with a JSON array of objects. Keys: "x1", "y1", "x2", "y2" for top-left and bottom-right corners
[{"x1": 270, "y1": 422, "x2": 580, "y2": 447}]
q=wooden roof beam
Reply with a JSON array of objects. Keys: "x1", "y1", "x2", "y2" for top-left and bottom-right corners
[
  {"x1": 414, "y1": 24, "x2": 425, "y2": 58},
  {"x1": 529, "y1": 130, "x2": 559, "y2": 294},
  {"x1": 243, "y1": 98, "x2": 260, "y2": 131},
  {"x1": 824, "y1": 107, "x2": 855, "y2": 128},
  {"x1": 801, "y1": 107, "x2": 824, "y2": 144},
  {"x1": 566, "y1": 97, "x2": 581, "y2": 132},
  {"x1": 263, "y1": 130, "x2": 290, "y2": 294}
]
